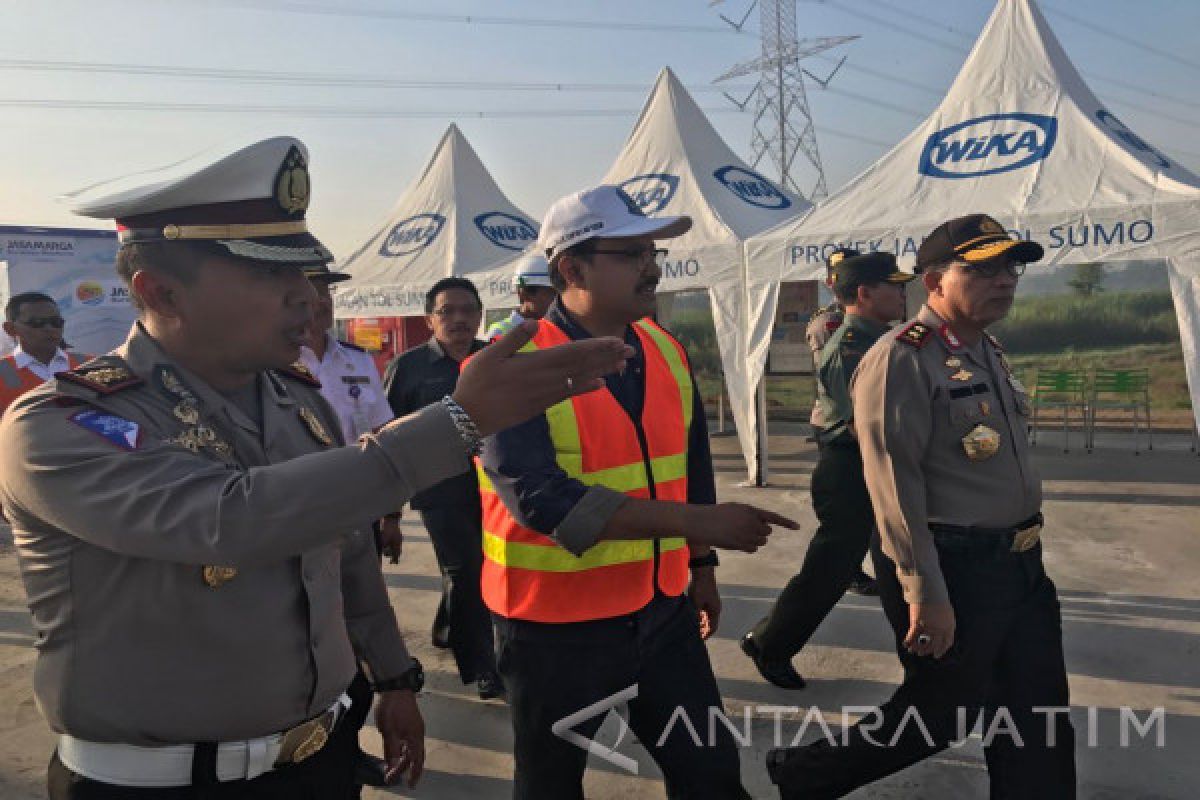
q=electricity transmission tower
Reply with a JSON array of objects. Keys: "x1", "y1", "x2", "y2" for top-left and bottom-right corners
[{"x1": 712, "y1": 1, "x2": 858, "y2": 201}]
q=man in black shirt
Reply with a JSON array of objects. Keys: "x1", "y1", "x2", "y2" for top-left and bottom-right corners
[{"x1": 382, "y1": 277, "x2": 500, "y2": 700}]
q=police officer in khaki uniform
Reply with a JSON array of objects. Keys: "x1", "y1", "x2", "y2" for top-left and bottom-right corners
[
  {"x1": 0, "y1": 137, "x2": 633, "y2": 799},
  {"x1": 743, "y1": 253, "x2": 912, "y2": 690},
  {"x1": 767, "y1": 215, "x2": 1076, "y2": 799}
]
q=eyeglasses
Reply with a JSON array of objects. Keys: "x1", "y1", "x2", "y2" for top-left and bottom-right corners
[
  {"x1": 961, "y1": 260, "x2": 1026, "y2": 279},
  {"x1": 18, "y1": 316, "x2": 65, "y2": 329},
  {"x1": 430, "y1": 304, "x2": 482, "y2": 318},
  {"x1": 588, "y1": 247, "x2": 668, "y2": 270}
]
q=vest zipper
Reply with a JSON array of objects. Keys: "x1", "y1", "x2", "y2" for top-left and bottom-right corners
[{"x1": 630, "y1": 415, "x2": 662, "y2": 593}]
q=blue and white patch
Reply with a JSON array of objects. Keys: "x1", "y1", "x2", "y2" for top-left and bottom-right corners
[{"x1": 70, "y1": 409, "x2": 141, "y2": 450}]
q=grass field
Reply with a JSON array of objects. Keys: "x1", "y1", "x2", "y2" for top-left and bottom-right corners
[{"x1": 672, "y1": 289, "x2": 1194, "y2": 431}]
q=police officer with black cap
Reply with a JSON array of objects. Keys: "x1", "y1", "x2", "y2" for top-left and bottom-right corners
[
  {"x1": 743, "y1": 252, "x2": 913, "y2": 689},
  {"x1": 806, "y1": 247, "x2": 876, "y2": 596},
  {"x1": 767, "y1": 215, "x2": 1076, "y2": 799}
]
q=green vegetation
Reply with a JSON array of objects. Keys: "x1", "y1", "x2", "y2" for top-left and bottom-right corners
[
  {"x1": 991, "y1": 290, "x2": 1177, "y2": 353},
  {"x1": 671, "y1": 288, "x2": 1192, "y2": 428}
]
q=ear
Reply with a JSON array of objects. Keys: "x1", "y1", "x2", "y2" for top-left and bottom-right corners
[
  {"x1": 557, "y1": 255, "x2": 587, "y2": 290},
  {"x1": 424, "y1": 314, "x2": 436, "y2": 333},
  {"x1": 132, "y1": 270, "x2": 185, "y2": 319},
  {"x1": 921, "y1": 269, "x2": 942, "y2": 297},
  {"x1": 2, "y1": 321, "x2": 15, "y2": 337}
]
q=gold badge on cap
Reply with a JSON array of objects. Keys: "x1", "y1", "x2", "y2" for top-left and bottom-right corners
[
  {"x1": 203, "y1": 565, "x2": 238, "y2": 588},
  {"x1": 829, "y1": 251, "x2": 846, "y2": 267},
  {"x1": 299, "y1": 407, "x2": 334, "y2": 447},
  {"x1": 275, "y1": 146, "x2": 311, "y2": 216},
  {"x1": 962, "y1": 424, "x2": 1001, "y2": 461}
]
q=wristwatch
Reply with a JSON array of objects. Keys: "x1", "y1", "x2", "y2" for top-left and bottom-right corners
[
  {"x1": 688, "y1": 551, "x2": 720, "y2": 569},
  {"x1": 370, "y1": 658, "x2": 424, "y2": 693}
]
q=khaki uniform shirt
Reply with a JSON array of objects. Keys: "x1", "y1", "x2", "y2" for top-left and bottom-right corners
[
  {"x1": 851, "y1": 305, "x2": 1041, "y2": 605},
  {"x1": 806, "y1": 303, "x2": 843, "y2": 428},
  {"x1": 0, "y1": 323, "x2": 470, "y2": 744}
]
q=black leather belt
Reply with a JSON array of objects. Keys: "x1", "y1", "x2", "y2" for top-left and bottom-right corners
[{"x1": 929, "y1": 512, "x2": 1044, "y2": 553}]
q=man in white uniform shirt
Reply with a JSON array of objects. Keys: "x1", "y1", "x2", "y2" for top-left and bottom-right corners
[{"x1": 298, "y1": 266, "x2": 393, "y2": 443}]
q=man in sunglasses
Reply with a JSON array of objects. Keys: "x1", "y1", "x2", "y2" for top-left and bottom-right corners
[
  {"x1": 1, "y1": 293, "x2": 90, "y2": 415},
  {"x1": 768, "y1": 215, "x2": 1075, "y2": 799},
  {"x1": 479, "y1": 185, "x2": 798, "y2": 799}
]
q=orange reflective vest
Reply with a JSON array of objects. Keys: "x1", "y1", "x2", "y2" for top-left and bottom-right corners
[
  {"x1": 0, "y1": 352, "x2": 88, "y2": 415},
  {"x1": 478, "y1": 317, "x2": 694, "y2": 623}
]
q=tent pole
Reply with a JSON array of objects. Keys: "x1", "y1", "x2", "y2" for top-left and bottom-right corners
[{"x1": 755, "y1": 379, "x2": 770, "y2": 486}]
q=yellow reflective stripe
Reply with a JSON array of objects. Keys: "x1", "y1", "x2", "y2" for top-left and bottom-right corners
[
  {"x1": 649, "y1": 453, "x2": 687, "y2": 487},
  {"x1": 483, "y1": 530, "x2": 656, "y2": 572},
  {"x1": 635, "y1": 320, "x2": 693, "y2": 433},
  {"x1": 659, "y1": 537, "x2": 688, "y2": 552},
  {"x1": 477, "y1": 463, "x2": 495, "y2": 493}
]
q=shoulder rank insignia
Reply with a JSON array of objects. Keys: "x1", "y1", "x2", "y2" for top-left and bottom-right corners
[
  {"x1": 299, "y1": 406, "x2": 335, "y2": 447},
  {"x1": 56, "y1": 363, "x2": 143, "y2": 395},
  {"x1": 276, "y1": 362, "x2": 322, "y2": 388},
  {"x1": 897, "y1": 321, "x2": 931, "y2": 348}
]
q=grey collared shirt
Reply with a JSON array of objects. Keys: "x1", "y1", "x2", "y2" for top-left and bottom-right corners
[
  {"x1": 851, "y1": 304, "x2": 1041, "y2": 605},
  {"x1": 0, "y1": 323, "x2": 470, "y2": 744}
]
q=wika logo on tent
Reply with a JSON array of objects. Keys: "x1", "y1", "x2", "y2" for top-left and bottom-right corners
[
  {"x1": 1095, "y1": 109, "x2": 1171, "y2": 169},
  {"x1": 474, "y1": 212, "x2": 538, "y2": 251},
  {"x1": 379, "y1": 213, "x2": 446, "y2": 257},
  {"x1": 713, "y1": 166, "x2": 792, "y2": 210},
  {"x1": 919, "y1": 113, "x2": 1058, "y2": 179},
  {"x1": 618, "y1": 173, "x2": 680, "y2": 214}
]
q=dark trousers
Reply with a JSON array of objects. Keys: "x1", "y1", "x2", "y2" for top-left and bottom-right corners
[
  {"x1": 48, "y1": 676, "x2": 372, "y2": 799},
  {"x1": 754, "y1": 442, "x2": 875, "y2": 659},
  {"x1": 419, "y1": 503, "x2": 495, "y2": 683},
  {"x1": 496, "y1": 597, "x2": 750, "y2": 800},
  {"x1": 774, "y1": 536, "x2": 1076, "y2": 800}
]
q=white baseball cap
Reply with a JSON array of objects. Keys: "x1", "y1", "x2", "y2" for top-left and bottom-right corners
[
  {"x1": 538, "y1": 184, "x2": 691, "y2": 261},
  {"x1": 514, "y1": 253, "x2": 554, "y2": 289}
]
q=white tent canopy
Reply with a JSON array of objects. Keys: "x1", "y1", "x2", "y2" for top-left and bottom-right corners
[
  {"x1": 334, "y1": 123, "x2": 539, "y2": 318},
  {"x1": 746, "y1": 0, "x2": 1200, "y2": 476},
  {"x1": 603, "y1": 67, "x2": 810, "y2": 479}
]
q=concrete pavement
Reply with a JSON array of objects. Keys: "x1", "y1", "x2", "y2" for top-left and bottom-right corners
[{"x1": 0, "y1": 428, "x2": 1197, "y2": 798}]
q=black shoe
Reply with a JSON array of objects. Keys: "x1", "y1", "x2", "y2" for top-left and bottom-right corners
[
  {"x1": 431, "y1": 629, "x2": 450, "y2": 649},
  {"x1": 846, "y1": 571, "x2": 878, "y2": 596},
  {"x1": 477, "y1": 671, "x2": 506, "y2": 701},
  {"x1": 740, "y1": 631, "x2": 806, "y2": 690},
  {"x1": 353, "y1": 751, "x2": 389, "y2": 788}
]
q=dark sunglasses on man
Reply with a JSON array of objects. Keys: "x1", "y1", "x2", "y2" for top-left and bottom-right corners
[{"x1": 18, "y1": 316, "x2": 66, "y2": 329}]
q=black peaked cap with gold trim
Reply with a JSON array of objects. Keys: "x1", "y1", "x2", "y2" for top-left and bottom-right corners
[
  {"x1": 916, "y1": 214, "x2": 1043, "y2": 274},
  {"x1": 66, "y1": 137, "x2": 333, "y2": 267}
]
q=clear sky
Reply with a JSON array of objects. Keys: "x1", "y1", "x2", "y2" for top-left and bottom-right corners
[{"x1": 1, "y1": 0, "x2": 1197, "y2": 258}]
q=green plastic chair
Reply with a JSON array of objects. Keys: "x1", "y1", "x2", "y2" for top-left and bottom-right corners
[
  {"x1": 1030, "y1": 369, "x2": 1089, "y2": 453},
  {"x1": 1088, "y1": 369, "x2": 1152, "y2": 454}
]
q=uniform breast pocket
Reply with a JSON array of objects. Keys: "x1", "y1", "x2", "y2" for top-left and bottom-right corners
[{"x1": 948, "y1": 397, "x2": 987, "y2": 431}]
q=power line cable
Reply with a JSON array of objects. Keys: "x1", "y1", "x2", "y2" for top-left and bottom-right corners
[
  {"x1": 188, "y1": 0, "x2": 742, "y2": 35},
  {"x1": 1040, "y1": 2, "x2": 1200, "y2": 75},
  {"x1": 0, "y1": 95, "x2": 896, "y2": 147}
]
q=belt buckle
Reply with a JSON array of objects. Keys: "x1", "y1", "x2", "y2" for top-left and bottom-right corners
[
  {"x1": 274, "y1": 710, "x2": 335, "y2": 767},
  {"x1": 1011, "y1": 523, "x2": 1042, "y2": 553}
]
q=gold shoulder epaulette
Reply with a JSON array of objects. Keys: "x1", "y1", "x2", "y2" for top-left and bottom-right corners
[{"x1": 55, "y1": 360, "x2": 143, "y2": 395}]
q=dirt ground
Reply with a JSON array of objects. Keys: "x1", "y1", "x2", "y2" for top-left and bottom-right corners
[{"x1": 1, "y1": 426, "x2": 1197, "y2": 799}]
